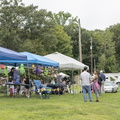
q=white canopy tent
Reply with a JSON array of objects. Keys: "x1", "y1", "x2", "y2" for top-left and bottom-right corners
[
  {"x1": 45, "y1": 52, "x2": 88, "y2": 94},
  {"x1": 44, "y1": 52, "x2": 88, "y2": 70}
]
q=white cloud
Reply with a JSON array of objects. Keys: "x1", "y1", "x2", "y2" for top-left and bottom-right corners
[{"x1": 22, "y1": 0, "x2": 120, "y2": 30}]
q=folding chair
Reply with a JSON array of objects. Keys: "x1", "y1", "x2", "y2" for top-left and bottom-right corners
[{"x1": 34, "y1": 80, "x2": 51, "y2": 99}]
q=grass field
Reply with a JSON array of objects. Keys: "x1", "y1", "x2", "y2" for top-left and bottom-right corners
[{"x1": 0, "y1": 86, "x2": 120, "y2": 120}]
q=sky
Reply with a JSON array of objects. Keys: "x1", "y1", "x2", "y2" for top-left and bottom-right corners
[{"x1": 22, "y1": 0, "x2": 120, "y2": 30}]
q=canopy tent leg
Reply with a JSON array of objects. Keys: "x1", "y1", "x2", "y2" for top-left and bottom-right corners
[
  {"x1": 27, "y1": 60, "x2": 30, "y2": 80},
  {"x1": 72, "y1": 69, "x2": 74, "y2": 95}
]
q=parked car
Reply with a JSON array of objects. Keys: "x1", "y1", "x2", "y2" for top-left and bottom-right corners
[
  {"x1": 104, "y1": 81, "x2": 118, "y2": 93},
  {"x1": 114, "y1": 79, "x2": 120, "y2": 85}
]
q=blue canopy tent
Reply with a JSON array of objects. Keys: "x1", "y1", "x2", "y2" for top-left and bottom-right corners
[
  {"x1": 0, "y1": 47, "x2": 28, "y2": 82},
  {"x1": 0, "y1": 47, "x2": 27, "y2": 61},
  {"x1": 0, "y1": 52, "x2": 59, "y2": 67}
]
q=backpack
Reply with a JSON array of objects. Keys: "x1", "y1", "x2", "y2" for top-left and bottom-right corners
[{"x1": 98, "y1": 75, "x2": 103, "y2": 85}]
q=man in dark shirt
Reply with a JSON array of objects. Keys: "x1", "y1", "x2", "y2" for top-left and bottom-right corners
[
  {"x1": 100, "y1": 70, "x2": 106, "y2": 81},
  {"x1": 100, "y1": 70, "x2": 106, "y2": 93},
  {"x1": 8, "y1": 67, "x2": 15, "y2": 82}
]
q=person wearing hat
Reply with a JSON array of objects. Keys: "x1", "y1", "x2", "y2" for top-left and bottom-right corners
[{"x1": 100, "y1": 70, "x2": 106, "y2": 93}]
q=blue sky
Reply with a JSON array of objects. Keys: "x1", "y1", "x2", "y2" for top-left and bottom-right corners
[{"x1": 22, "y1": 0, "x2": 120, "y2": 30}]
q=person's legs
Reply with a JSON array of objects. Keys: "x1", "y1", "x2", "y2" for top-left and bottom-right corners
[
  {"x1": 94, "y1": 84, "x2": 99, "y2": 102},
  {"x1": 26, "y1": 88, "x2": 30, "y2": 98},
  {"x1": 99, "y1": 85, "x2": 101, "y2": 95},
  {"x1": 82, "y1": 86, "x2": 87, "y2": 102},
  {"x1": 101, "y1": 83, "x2": 105, "y2": 93},
  {"x1": 87, "y1": 85, "x2": 92, "y2": 101},
  {"x1": 95, "y1": 91, "x2": 99, "y2": 102}
]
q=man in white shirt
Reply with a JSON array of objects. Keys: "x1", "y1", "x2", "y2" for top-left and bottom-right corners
[{"x1": 80, "y1": 67, "x2": 92, "y2": 102}]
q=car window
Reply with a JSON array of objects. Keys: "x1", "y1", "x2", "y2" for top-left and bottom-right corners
[{"x1": 104, "y1": 83, "x2": 113, "y2": 86}]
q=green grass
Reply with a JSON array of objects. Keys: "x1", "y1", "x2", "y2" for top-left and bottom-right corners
[{"x1": 0, "y1": 87, "x2": 120, "y2": 120}]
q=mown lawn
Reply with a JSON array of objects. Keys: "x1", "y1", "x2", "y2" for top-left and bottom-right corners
[{"x1": 0, "y1": 87, "x2": 120, "y2": 120}]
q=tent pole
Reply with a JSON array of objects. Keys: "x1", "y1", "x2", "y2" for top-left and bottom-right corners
[
  {"x1": 36, "y1": 63, "x2": 38, "y2": 78},
  {"x1": 6, "y1": 62, "x2": 9, "y2": 83},
  {"x1": 58, "y1": 67, "x2": 60, "y2": 96},
  {"x1": 58, "y1": 67, "x2": 60, "y2": 73},
  {"x1": 72, "y1": 69, "x2": 74, "y2": 95},
  {"x1": 27, "y1": 60, "x2": 30, "y2": 80},
  {"x1": 80, "y1": 70, "x2": 82, "y2": 94}
]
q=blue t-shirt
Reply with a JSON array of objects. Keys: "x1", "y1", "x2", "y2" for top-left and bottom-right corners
[{"x1": 100, "y1": 73, "x2": 106, "y2": 81}]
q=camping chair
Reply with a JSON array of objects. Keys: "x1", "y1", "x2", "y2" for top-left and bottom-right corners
[{"x1": 33, "y1": 80, "x2": 51, "y2": 99}]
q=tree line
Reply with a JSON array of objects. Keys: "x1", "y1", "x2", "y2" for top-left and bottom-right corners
[{"x1": 0, "y1": 0, "x2": 120, "y2": 73}]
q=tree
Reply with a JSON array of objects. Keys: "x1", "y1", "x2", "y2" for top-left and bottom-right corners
[
  {"x1": 52, "y1": 11, "x2": 72, "y2": 26},
  {"x1": 0, "y1": 0, "x2": 27, "y2": 51},
  {"x1": 51, "y1": 25, "x2": 72, "y2": 56},
  {"x1": 92, "y1": 30, "x2": 117, "y2": 72},
  {"x1": 109, "y1": 23, "x2": 120, "y2": 71},
  {"x1": 22, "y1": 8, "x2": 58, "y2": 55}
]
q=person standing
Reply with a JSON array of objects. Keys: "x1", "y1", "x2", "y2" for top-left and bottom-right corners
[
  {"x1": 8, "y1": 67, "x2": 15, "y2": 82},
  {"x1": 56, "y1": 72, "x2": 62, "y2": 84},
  {"x1": 8, "y1": 67, "x2": 15, "y2": 96},
  {"x1": 91, "y1": 71, "x2": 101, "y2": 102},
  {"x1": 100, "y1": 70, "x2": 106, "y2": 93},
  {"x1": 80, "y1": 67, "x2": 92, "y2": 102}
]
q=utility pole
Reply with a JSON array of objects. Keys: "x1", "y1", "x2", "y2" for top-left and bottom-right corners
[
  {"x1": 90, "y1": 37, "x2": 93, "y2": 74},
  {"x1": 78, "y1": 19, "x2": 82, "y2": 93},
  {"x1": 94, "y1": 59, "x2": 96, "y2": 70},
  {"x1": 78, "y1": 18, "x2": 82, "y2": 63}
]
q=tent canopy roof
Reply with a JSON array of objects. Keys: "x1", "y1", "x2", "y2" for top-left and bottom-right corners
[
  {"x1": 0, "y1": 50, "x2": 59, "y2": 66},
  {"x1": 0, "y1": 47, "x2": 27, "y2": 61},
  {"x1": 44, "y1": 52, "x2": 88, "y2": 70},
  {"x1": 20, "y1": 52, "x2": 59, "y2": 67}
]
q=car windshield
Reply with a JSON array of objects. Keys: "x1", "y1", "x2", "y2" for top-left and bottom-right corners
[{"x1": 104, "y1": 82, "x2": 114, "y2": 86}]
